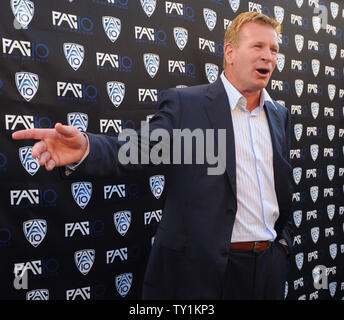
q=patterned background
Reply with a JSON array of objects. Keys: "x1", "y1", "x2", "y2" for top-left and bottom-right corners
[{"x1": 0, "y1": 0, "x2": 343, "y2": 300}]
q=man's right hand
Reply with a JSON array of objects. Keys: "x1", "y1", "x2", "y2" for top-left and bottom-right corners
[{"x1": 12, "y1": 123, "x2": 88, "y2": 171}]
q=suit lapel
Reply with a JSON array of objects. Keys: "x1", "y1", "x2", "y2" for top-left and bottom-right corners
[
  {"x1": 264, "y1": 101, "x2": 283, "y2": 156},
  {"x1": 203, "y1": 78, "x2": 236, "y2": 197},
  {"x1": 264, "y1": 101, "x2": 283, "y2": 195}
]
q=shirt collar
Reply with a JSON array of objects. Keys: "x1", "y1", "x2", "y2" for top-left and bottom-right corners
[{"x1": 220, "y1": 71, "x2": 276, "y2": 113}]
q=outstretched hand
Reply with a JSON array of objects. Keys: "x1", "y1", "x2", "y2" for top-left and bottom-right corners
[{"x1": 12, "y1": 123, "x2": 88, "y2": 171}]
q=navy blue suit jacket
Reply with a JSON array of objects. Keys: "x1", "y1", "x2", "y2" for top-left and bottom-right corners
[{"x1": 77, "y1": 78, "x2": 294, "y2": 299}]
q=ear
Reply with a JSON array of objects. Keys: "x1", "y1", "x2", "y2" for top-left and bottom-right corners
[{"x1": 224, "y1": 43, "x2": 234, "y2": 66}]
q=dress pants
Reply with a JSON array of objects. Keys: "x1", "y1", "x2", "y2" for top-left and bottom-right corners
[{"x1": 221, "y1": 241, "x2": 288, "y2": 300}]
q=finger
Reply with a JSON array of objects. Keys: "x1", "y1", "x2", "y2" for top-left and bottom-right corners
[
  {"x1": 55, "y1": 123, "x2": 79, "y2": 138},
  {"x1": 32, "y1": 141, "x2": 48, "y2": 159},
  {"x1": 38, "y1": 151, "x2": 51, "y2": 166},
  {"x1": 45, "y1": 159, "x2": 56, "y2": 171},
  {"x1": 12, "y1": 128, "x2": 55, "y2": 141}
]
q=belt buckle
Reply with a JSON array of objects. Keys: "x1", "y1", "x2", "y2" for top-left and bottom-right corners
[{"x1": 253, "y1": 241, "x2": 259, "y2": 253}]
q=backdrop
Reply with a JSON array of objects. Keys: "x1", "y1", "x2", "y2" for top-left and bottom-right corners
[{"x1": 0, "y1": 0, "x2": 343, "y2": 300}]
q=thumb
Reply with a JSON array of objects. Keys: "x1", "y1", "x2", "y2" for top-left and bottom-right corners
[{"x1": 55, "y1": 123, "x2": 79, "y2": 137}]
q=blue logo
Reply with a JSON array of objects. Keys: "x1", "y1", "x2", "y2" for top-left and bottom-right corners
[
  {"x1": 143, "y1": 53, "x2": 160, "y2": 78},
  {"x1": 74, "y1": 249, "x2": 95, "y2": 275},
  {"x1": 173, "y1": 27, "x2": 188, "y2": 51},
  {"x1": 11, "y1": 0, "x2": 34, "y2": 29},
  {"x1": 115, "y1": 272, "x2": 132, "y2": 297},
  {"x1": 71, "y1": 182, "x2": 92, "y2": 209},
  {"x1": 67, "y1": 112, "x2": 88, "y2": 132},
  {"x1": 229, "y1": 0, "x2": 240, "y2": 13},
  {"x1": 113, "y1": 210, "x2": 131, "y2": 236},
  {"x1": 203, "y1": 8, "x2": 217, "y2": 31},
  {"x1": 107, "y1": 81, "x2": 125, "y2": 107},
  {"x1": 149, "y1": 175, "x2": 165, "y2": 199},
  {"x1": 19, "y1": 146, "x2": 40, "y2": 176},
  {"x1": 23, "y1": 219, "x2": 47, "y2": 247},
  {"x1": 103, "y1": 16, "x2": 121, "y2": 43},
  {"x1": 64, "y1": 43, "x2": 85, "y2": 71},
  {"x1": 26, "y1": 289, "x2": 49, "y2": 300},
  {"x1": 140, "y1": 0, "x2": 156, "y2": 17},
  {"x1": 15, "y1": 71, "x2": 39, "y2": 102},
  {"x1": 205, "y1": 63, "x2": 219, "y2": 83}
]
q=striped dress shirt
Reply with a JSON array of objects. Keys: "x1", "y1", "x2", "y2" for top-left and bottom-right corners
[{"x1": 220, "y1": 72, "x2": 280, "y2": 243}]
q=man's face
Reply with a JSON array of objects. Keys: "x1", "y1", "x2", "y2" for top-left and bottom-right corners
[{"x1": 224, "y1": 22, "x2": 279, "y2": 94}]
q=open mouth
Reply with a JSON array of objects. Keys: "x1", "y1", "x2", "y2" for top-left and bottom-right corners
[{"x1": 256, "y1": 68, "x2": 270, "y2": 75}]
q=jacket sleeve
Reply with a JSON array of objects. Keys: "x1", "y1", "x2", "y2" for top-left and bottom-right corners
[{"x1": 70, "y1": 89, "x2": 182, "y2": 178}]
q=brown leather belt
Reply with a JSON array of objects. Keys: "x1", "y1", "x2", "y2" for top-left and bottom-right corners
[{"x1": 230, "y1": 241, "x2": 271, "y2": 253}]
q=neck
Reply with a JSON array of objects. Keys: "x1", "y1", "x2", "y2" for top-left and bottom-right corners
[
  {"x1": 224, "y1": 71, "x2": 262, "y2": 112},
  {"x1": 241, "y1": 90, "x2": 261, "y2": 112}
]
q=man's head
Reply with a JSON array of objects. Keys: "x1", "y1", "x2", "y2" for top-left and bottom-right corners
[{"x1": 223, "y1": 12, "x2": 281, "y2": 94}]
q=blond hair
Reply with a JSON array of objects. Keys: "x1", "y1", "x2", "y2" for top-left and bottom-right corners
[{"x1": 223, "y1": 11, "x2": 281, "y2": 69}]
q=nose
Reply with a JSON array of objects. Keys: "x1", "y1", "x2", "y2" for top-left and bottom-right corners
[{"x1": 261, "y1": 47, "x2": 273, "y2": 62}]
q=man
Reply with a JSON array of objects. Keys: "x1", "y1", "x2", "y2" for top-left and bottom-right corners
[{"x1": 12, "y1": 12, "x2": 293, "y2": 299}]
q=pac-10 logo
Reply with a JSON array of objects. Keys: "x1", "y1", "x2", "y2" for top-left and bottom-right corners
[
  {"x1": 71, "y1": 182, "x2": 92, "y2": 209},
  {"x1": 144, "y1": 53, "x2": 160, "y2": 78},
  {"x1": 15, "y1": 72, "x2": 39, "y2": 102},
  {"x1": 138, "y1": 89, "x2": 166, "y2": 104},
  {"x1": 26, "y1": 289, "x2": 49, "y2": 300},
  {"x1": 248, "y1": 2, "x2": 271, "y2": 17},
  {"x1": 19, "y1": 146, "x2": 40, "y2": 176},
  {"x1": 74, "y1": 249, "x2": 95, "y2": 275},
  {"x1": 57, "y1": 82, "x2": 98, "y2": 102},
  {"x1": 168, "y1": 60, "x2": 196, "y2": 77},
  {"x1": 64, "y1": 43, "x2": 84, "y2": 71},
  {"x1": 115, "y1": 272, "x2": 132, "y2": 297},
  {"x1": 205, "y1": 63, "x2": 219, "y2": 83},
  {"x1": 52, "y1": 11, "x2": 94, "y2": 34},
  {"x1": 114, "y1": 210, "x2": 131, "y2": 236},
  {"x1": 67, "y1": 113, "x2": 88, "y2": 132},
  {"x1": 96, "y1": 52, "x2": 132, "y2": 72},
  {"x1": 270, "y1": 80, "x2": 290, "y2": 94},
  {"x1": 199, "y1": 37, "x2": 223, "y2": 57},
  {"x1": 290, "y1": 14, "x2": 309, "y2": 28},
  {"x1": 103, "y1": 16, "x2": 121, "y2": 43},
  {"x1": 107, "y1": 81, "x2": 125, "y2": 107},
  {"x1": 165, "y1": 1, "x2": 194, "y2": 20},
  {"x1": 141, "y1": 0, "x2": 157, "y2": 17},
  {"x1": 10, "y1": 189, "x2": 57, "y2": 207},
  {"x1": 5, "y1": 114, "x2": 52, "y2": 132},
  {"x1": 203, "y1": 8, "x2": 217, "y2": 31},
  {"x1": 65, "y1": 220, "x2": 105, "y2": 238},
  {"x1": 135, "y1": 26, "x2": 166, "y2": 45},
  {"x1": 149, "y1": 175, "x2": 165, "y2": 199},
  {"x1": 2, "y1": 38, "x2": 49, "y2": 61},
  {"x1": 104, "y1": 184, "x2": 139, "y2": 200},
  {"x1": 99, "y1": 119, "x2": 136, "y2": 133},
  {"x1": 11, "y1": 0, "x2": 34, "y2": 29},
  {"x1": 23, "y1": 219, "x2": 47, "y2": 247}
]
